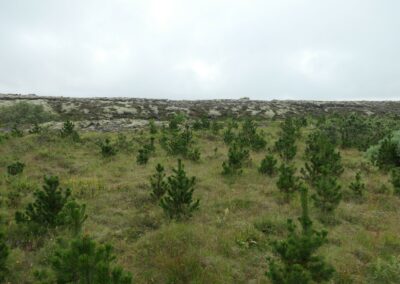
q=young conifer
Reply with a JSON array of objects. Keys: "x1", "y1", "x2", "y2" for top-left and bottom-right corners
[
  {"x1": 150, "y1": 163, "x2": 168, "y2": 200},
  {"x1": 259, "y1": 154, "x2": 278, "y2": 176},
  {"x1": 60, "y1": 120, "x2": 79, "y2": 141},
  {"x1": 7, "y1": 161, "x2": 25, "y2": 176},
  {"x1": 276, "y1": 164, "x2": 299, "y2": 202},
  {"x1": 100, "y1": 138, "x2": 117, "y2": 157},
  {"x1": 312, "y1": 176, "x2": 342, "y2": 213},
  {"x1": 275, "y1": 118, "x2": 298, "y2": 161},
  {"x1": 136, "y1": 148, "x2": 150, "y2": 165},
  {"x1": 302, "y1": 131, "x2": 343, "y2": 185},
  {"x1": 391, "y1": 167, "x2": 400, "y2": 195},
  {"x1": 15, "y1": 176, "x2": 72, "y2": 228},
  {"x1": 160, "y1": 159, "x2": 199, "y2": 220},
  {"x1": 349, "y1": 171, "x2": 365, "y2": 198},
  {"x1": 0, "y1": 225, "x2": 9, "y2": 282},
  {"x1": 267, "y1": 185, "x2": 335, "y2": 283},
  {"x1": 51, "y1": 235, "x2": 132, "y2": 284},
  {"x1": 222, "y1": 143, "x2": 250, "y2": 175}
]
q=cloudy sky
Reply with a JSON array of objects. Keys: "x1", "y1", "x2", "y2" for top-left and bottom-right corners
[{"x1": 0, "y1": 0, "x2": 399, "y2": 100}]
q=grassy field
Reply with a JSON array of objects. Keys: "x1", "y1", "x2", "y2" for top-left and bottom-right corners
[{"x1": 0, "y1": 119, "x2": 399, "y2": 283}]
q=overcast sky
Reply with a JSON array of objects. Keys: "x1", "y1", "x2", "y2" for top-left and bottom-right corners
[{"x1": 0, "y1": 0, "x2": 399, "y2": 100}]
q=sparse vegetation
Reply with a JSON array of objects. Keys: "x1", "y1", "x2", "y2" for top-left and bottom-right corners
[{"x1": 0, "y1": 111, "x2": 399, "y2": 283}]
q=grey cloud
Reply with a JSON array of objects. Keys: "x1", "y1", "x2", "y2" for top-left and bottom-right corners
[{"x1": 0, "y1": 0, "x2": 399, "y2": 100}]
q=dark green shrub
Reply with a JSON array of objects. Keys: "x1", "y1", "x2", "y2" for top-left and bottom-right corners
[
  {"x1": 267, "y1": 185, "x2": 335, "y2": 283},
  {"x1": 144, "y1": 137, "x2": 156, "y2": 153},
  {"x1": 51, "y1": 235, "x2": 132, "y2": 283},
  {"x1": 391, "y1": 167, "x2": 400, "y2": 195},
  {"x1": 0, "y1": 227, "x2": 8, "y2": 282},
  {"x1": 136, "y1": 148, "x2": 150, "y2": 165},
  {"x1": 312, "y1": 176, "x2": 342, "y2": 213},
  {"x1": 275, "y1": 118, "x2": 298, "y2": 161},
  {"x1": 301, "y1": 131, "x2": 343, "y2": 185},
  {"x1": 150, "y1": 164, "x2": 168, "y2": 200},
  {"x1": 60, "y1": 201, "x2": 88, "y2": 236},
  {"x1": 258, "y1": 154, "x2": 277, "y2": 176},
  {"x1": 376, "y1": 135, "x2": 400, "y2": 170},
  {"x1": 7, "y1": 161, "x2": 25, "y2": 176},
  {"x1": 160, "y1": 159, "x2": 200, "y2": 220},
  {"x1": 276, "y1": 164, "x2": 299, "y2": 202},
  {"x1": 0, "y1": 101, "x2": 54, "y2": 126},
  {"x1": 100, "y1": 138, "x2": 117, "y2": 157},
  {"x1": 349, "y1": 172, "x2": 366, "y2": 198},
  {"x1": 237, "y1": 119, "x2": 266, "y2": 151},
  {"x1": 149, "y1": 119, "x2": 158, "y2": 134},
  {"x1": 60, "y1": 120, "x2": 80, "y2": 141},
  {"x1": 15, "y1": 176, "x2": 72, "y2": 228},
  {"x1": 223, "y1": 126, "x2": 236, "y2": 145},
  {"x1": 222, "y1": 143, "x2": 250, "y2": 175}
]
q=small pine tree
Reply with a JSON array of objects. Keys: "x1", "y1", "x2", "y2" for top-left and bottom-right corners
[
  {"x1": 144, "y1": 137, "x2": 156, "y2": 153},
  {"x1": 15, "y1": 176, "x2": 71, "y2": 228},
  {"x1": 275, "y1": 118, "x2": 298, "y2": 161},
  {"x1": 312, "y1": 176, "x2": 342, "y2": 213},
  {"x1": 276, "y1": 164, "x2": 299, "y2": 202},
  {"x1": 160, "y1": 159, "x2": 200, "y2": 220},
  {"x1": 301, "y1": 131, "x2": 343, "y2": 185},
  {"x1": 223, "y1": 126, "x2": 236, "y2": 145},
  {"x1": 60, "y1": 201, "x2": 88, "y2": 236},
  {"x1": 0, "y1": 227, "x2": 9, "y2": 282},
  {"x1": 136, "y1": 148, "x2": 150, "y2": 165},
  {"x1": 236, "y1": 119, "x2": 267, "y2": 151},
  {"x1": 51, "y1": 235, "x2": 132, "y2": 284},
  {"x1": 7, "y1": 161, "x2": 25, "y2": 176},
  {"x1": 222, "y1": 143, "x2": 250, "y2": 175},
  {"x1": 60, "y1": 120, "x2": 79, "y2": 141},
  {"x1": 376, "y1": 135, "x2": 400, "y2": 170},
  {"x1": 391, "y1": 167, "x2": 400, "y2": 195},
  {"x1": 267, "y1": 185, "x2": 335, "y2": 283},
  {"x1": 150, "y1": 164, "x2": 168, "y2": 200},
  {"x1": 149, "y1": 119, "x2": 158, "y2": 134},
  {"x1": 100, "y1": 138, "x2": 117, "y2": 157},
  {"x1": 258, "y1": 154, "x2": 277, "y2": 176},
  {"x1": 187, "y1": 147, "x2": 201, "y2": 161},
  {"x1": 349, "y1": 172, "x2": 365, "y2": 198}
]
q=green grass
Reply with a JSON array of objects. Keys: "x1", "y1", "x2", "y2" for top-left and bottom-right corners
[{"x1": 0, "y1": 121, "x2": 399, "y2": 283}]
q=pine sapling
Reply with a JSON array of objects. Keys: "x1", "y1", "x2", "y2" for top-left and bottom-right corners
[
  {"x1": 391, "y1": 167, "x2": 400, "y2": 195},
  {"x1": 100, "y1": 138, "x2": 117, "y2": 157},
  {"x1": 7, "y1": 161, "x2": 25, "y2": 176},
  {"x1": 60, "y1": 120, "x2": 80, "y2": 141},
  {"x1": 0, "y1": 227, "x2": 8, "y2": 282},
  {"x1": 349, "y1": 171, "x2": 365, "y2": 198},
  {"x1": 149, "y1": 119, "x2": 158, "y2": 134},
  {"x1": 51, "y1": 235, "x2": 132, "y2": 283},
  {"x1": 60, "y1": 201, "x2": 88, "y2": 236},
  {"x1": 222, "y1": 143, "x2": 250, "y2": 175},
  {"x1": 136, "y1": 148, "x2": 150, "y2": 165},
  {"x1": 312, "y1": 176, "x2": 342, "y2": 214},
  {"x1": 258, "y1": 154, "x2": 277, "y2": 176},
  {"x1": 15, "y1": 175, "x2": 72, "y2": 228},
  {"x1": 150, "y1": 164, "x2": 168, "y2": 200},
  {"x1": 276, "y1": 164, "x2": 299, "y2": 202},
  {"x1": 266, "y1": 185, "x2": 335, "y2": 283},
  {"x1": 160, "y1": 159, "x2": 200, "y2": 220}
]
